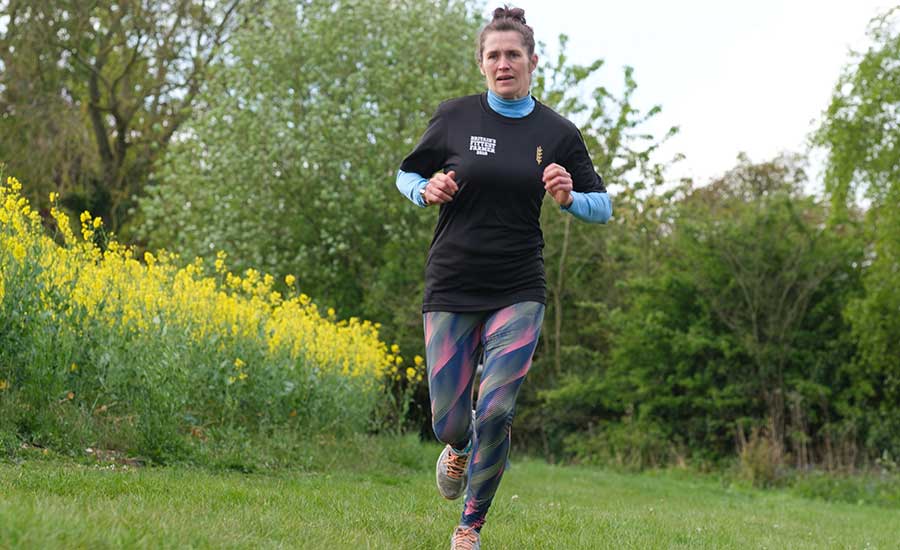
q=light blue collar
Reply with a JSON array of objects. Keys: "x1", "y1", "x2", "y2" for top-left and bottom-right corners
[{"x1": 487, "y1": 89, "x2": 535, "y2": 118}]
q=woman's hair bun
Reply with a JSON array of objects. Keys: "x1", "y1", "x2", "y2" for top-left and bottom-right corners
[
  {"x1": 477, "y1": 4, "x2": 535, "y2": 60},
  {"x1": 492, "y1": 5, "x2": 526, "y2": 25}
]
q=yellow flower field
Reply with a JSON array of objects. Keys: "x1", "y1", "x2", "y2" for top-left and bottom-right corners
[
  {"x1": 0, "y1": 174, "x2": 423, "y2": 458},
  {"x1": 0, "y1": 175, "x2": 416, "y2": 384}
]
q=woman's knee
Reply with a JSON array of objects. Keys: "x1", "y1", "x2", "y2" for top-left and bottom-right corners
[
  {"x1": 477, "y1": 400, "x2": 516, "y2": 436},
  {"x1": 432, "y1": 411, "x2": 472, "y2": 447}
]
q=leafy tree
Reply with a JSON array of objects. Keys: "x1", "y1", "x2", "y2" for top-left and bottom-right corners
[
  {"x1": 673, "y1": 155, "x2": 853, "y2": 452},
  {"x1": 816, "y1": 7, "x2": 900, "y2": 212},
  {"x1": 532, "y1": 39, "x2": 679, "y2": 378},
  {"x1": 541, "y1": 155, "x2": 861, "y2": 466},
  {"x1": 138, "y1": 0, "x2": 483, "y2": 322},
  {"x1": 815, "y1": 6, "x2": 900, "y2": 459},
  {"x1": 508, "y1": 38, "x2": 679, "y2": 457},
  {"x1": 0, "y1": 0, "x2": 243, "y2": 229}
]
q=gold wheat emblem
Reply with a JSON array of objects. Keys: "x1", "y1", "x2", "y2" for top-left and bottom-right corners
[{"x1": 536, "y1": 146, "x2": 543, "y2": 165}]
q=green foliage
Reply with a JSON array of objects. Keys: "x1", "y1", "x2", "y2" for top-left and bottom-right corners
[
  {"x1": 0, "y1": 0, "x2": 242, "y2": 230},
  {"x1": 513, "y1": 38, "x2": 680, "y2": 458},
  {"x1": 839, "y1": 188, "x2": 900, "y2": 460},
  {"x1": 137, "y1": 0, "x2": 482, "y2": 328},
  {"x1": 815, "y1": 7, "x2": 900, "y2": 210},
  {"x1": 673, "y1": 156, "x2": 854, "y2": 447},
  {"x1": 563, "y1": 418, "x2": 673, "y2": 471},
  {"x1": 791, "y1": 469, "x2": 900, "y2": 508},
  {"x1": 0, "y1": 288, "x2": 376, "y2": 464},
  {"x1": 815, "y1": 6, "x2": 900, "y2": 460},
  {"x1": 547, "y1": 154, "x2": 866, "y2": 468}
]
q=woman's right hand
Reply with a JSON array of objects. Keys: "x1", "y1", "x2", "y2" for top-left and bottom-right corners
[{"x1": 423, "y1": 170, "x2": 458, "y2": 205}]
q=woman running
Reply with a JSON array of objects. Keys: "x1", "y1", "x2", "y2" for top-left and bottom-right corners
[{"x1": 396, "y1": 6, "x2": 612, "y2": 549}]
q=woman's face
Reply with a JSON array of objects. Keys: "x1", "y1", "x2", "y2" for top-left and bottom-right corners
[{"x1": 479, "y1": 30, "x2": 538, "y2": 100}]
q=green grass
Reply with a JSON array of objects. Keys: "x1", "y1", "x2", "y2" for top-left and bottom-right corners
[{"x1": 1, "y1": 437, "x2": 897, "y2": 549}]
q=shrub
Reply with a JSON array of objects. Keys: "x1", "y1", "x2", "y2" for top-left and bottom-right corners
[
  {"x1": 790, "y1": 470, "x2": 900, "y2": 508},
  {"x1": 564, "y1": 419, "x2": 672, "y2": 471},
  {"x1": 737, "y1": 427, "x2": 785, "y2": 488}
]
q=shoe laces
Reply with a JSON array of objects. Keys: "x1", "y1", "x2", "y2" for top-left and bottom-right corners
[
  {"x1": 452, "y1": 526, "x2": 479, "y2": 550},
  {"x1": 444, "y1": 449, "x2": 469, "y2": 480}
]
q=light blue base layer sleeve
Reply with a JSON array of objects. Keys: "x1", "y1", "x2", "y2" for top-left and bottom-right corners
[
  {"x1": 561, "y1": 191, "x2": 612, "y2": 224},
  {"x1": 397, "y1": 169, "x2": 428, "y2": 207}
]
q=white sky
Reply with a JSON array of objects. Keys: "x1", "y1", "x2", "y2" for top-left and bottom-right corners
[{"x1": 495, "y1": 0, "x2": 894, "y2": 187}]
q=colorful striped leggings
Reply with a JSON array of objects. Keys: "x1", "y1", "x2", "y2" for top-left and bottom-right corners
[{"x1": 423, "y1": 301, "x2": 545, "y2": 531}]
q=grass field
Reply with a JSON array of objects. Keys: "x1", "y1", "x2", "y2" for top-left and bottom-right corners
[{"x1": 1, "y1": 437, "x2": 897, "y2": 549}]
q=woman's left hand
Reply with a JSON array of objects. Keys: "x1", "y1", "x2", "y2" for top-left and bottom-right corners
[{"x1": 542, "y1": 163, "x2": 574, "y2": 207}]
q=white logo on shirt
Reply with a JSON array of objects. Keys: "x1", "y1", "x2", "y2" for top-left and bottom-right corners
[{"x1": 469, "y1": 135, "x2": 496, "y2": 156}]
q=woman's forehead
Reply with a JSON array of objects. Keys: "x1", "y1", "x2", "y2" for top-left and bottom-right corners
[{"x1": 482, "y1": 30, "x2": 527, "y2": 52}]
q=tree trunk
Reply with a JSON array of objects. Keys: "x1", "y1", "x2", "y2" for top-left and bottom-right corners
[{"x1": 764, "y1": 386, "x2": 786, "y2": 453}]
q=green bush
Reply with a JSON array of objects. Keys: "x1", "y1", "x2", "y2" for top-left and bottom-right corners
[
  {"x1": 790, "y1": 470, "x2": 900, "y2": 508},
  {"x1": 563, "y1": 420, "x2": 673, "y2": 471}
]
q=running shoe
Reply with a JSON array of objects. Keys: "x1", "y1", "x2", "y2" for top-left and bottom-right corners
[
  {"x1": 436, "y1": 444, "x2": 470, "y2": 500},
  {"x1": 450, "y1": 526, "x2": 480, "y2": 550},
  {"x1": 436, "y1": 410, "x2": 476, "y2": 500}
]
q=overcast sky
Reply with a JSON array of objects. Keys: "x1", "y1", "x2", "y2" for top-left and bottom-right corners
[{"x1": 493, "y1": 0, "x2": 893, "y2": 188}]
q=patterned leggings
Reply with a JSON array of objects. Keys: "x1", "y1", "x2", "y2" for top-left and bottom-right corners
[{"x1": 423, "y1": 301, "x2": 545, "y2": 531}]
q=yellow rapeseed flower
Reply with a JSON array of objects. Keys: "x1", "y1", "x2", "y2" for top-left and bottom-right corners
[
  {"x1": 1, "y1": 174, "x2": 399, "y2": 396},
  {"x1": 11, "y1": 241, "x2": 25, "y2": 261},
  {"x1": 214, "y1": 251, "x2": 227, "y2": 273},
  {"x1": 0, "y1": 379, "x2": 8, "y2": 391}
]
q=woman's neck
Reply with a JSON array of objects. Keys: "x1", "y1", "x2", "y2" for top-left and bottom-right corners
[{"x1": 487, "y1": 89, "x2": 535, "y2": 118}]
